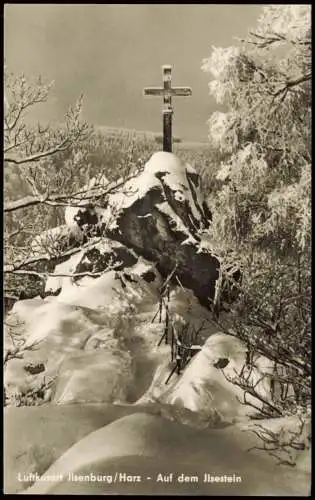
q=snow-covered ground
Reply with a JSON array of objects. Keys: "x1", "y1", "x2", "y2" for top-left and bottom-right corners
[
  {"x1": 4, "y1": 152, "x2": 311, "y2": 495},
  {"x1": 17, "y1": 412, "x2": 310, "y2": 495},
  {"x1": 5, "y1": 260, "x2": 164, "y2": 405},
  {"x1": 4, "y1": 268, "x2": 311, "y2": 496}
]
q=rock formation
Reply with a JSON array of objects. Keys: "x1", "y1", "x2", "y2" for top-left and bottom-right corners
[
  {"x1": 21, "y1": 152, "x2": 220, "y2": 307},
  {"x1": 100, "y1": 152, "x2": 218, "y2": 305}
]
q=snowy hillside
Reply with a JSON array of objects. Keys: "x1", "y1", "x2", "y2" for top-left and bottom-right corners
[{"x1": 4, "y1": 152, "x2": 311, "y2": 495}]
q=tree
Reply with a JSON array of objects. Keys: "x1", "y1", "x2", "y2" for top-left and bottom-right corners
[
  {"x1": 3, "y1": 69, "x2": 92, "y2": 300},
  {"x1": 4, "y1": 70, "x2": 157, "y2": 302},
  {"x1": 200, "y1": 5, "x2": 311, "y2": 416},
  {"x1": 4, "y1": 68, "x2": 93, "y2": 208}
]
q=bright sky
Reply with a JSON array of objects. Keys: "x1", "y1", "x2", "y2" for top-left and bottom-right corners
[{"x1": 4, "y1": 4, "x2": 261, "y2": 141}]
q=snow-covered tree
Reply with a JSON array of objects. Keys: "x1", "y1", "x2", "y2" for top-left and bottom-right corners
[
  {"x1": 4, "y1": 70, "x2": 157, "y2": 302},
  {"x1": 201, "y1": 5, "x2": 311, "y2": 415}
]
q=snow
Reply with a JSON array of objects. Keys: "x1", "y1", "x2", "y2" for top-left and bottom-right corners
[
  {"x1": 10, "y1": 298, "x2": 45, "y2": 323},
  {"x1": 64, "y1": 206, "x2": 82, "y2": 227},
  {"x1": 156, "y1": 201, "x2": 192, "y2": 237},
  {"x1": 56, "y1": 272, "x2": 122, "y2": 310},
  {"x1": 5, "y1": 267, "x2": 311, "y2": 496},
  {"x1": 53, "y1": 349, "x2": 133, "y2": 405},
  {"x1": 6, "y1": 257, "x2": 295, "y2": 426},
  {"x1": 21, "y1": 412, "x2": 310, "y2": 495},
  {"x1": 137, "y1": 332, "x2": 295, "y2": 422},
  {"x1": 5, "y1": 150, "x2": 310, "y2": 493},
  {"x1": 8, "y1": 257, "x2": 162, "y2": 356},
  {"x1": 144, "y1": 152, "x2": 206, "y2": 224},
  {"x1": 45, "y1": 250, "x2": 84, "y2": 295},
  {"x1": 137, "y1": 213, "x2": 152, "y2": 219},
  {"x1": 5, "y1": 266, "x2": 164, "y2": 406}
]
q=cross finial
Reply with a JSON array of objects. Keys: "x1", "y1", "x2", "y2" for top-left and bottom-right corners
[{"x1": 144, "y1": 65, "x2": 192, "y2": 152}]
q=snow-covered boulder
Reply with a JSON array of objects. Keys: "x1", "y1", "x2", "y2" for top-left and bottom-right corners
[
  {"x1": 4, "y1": 300, "x2": 101, "y2": 401},
  {"x1": 44, "y1": 250, "x2": 85, "y2": 297},
  {"x1": 31, "y1": 152, "x2": 228, "y2": 308},
  {"x1": 52, "y1": 348, "x2": 133, "y2": 405},
  {"x1": 139, "y1": 332, "x2": 295, "y2": 422},
  {"x1": 43, "y1": 236, "x2": 162, "y2": 299},
  {"x1": 102, "y1": 152, "x2": 219, "y2": 306},
  {"x1": 13, "y1": 225, "x2": 84, "y2": 302}
]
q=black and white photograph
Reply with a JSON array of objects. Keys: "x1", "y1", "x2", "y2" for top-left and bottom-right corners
[{"x1": 3, "y1": 3, "x2": 311, "y2": 495}]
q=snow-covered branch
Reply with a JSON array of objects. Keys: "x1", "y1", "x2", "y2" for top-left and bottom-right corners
[
  {"x1": 5, "y1": 136, "x2": 75, "y2": 165},
  {"x1": 4, "y1": 71, "x2": 91, "y2": 168},
  {"x1": 4, "y1": 169, "x2": 141, "y2": 213}
]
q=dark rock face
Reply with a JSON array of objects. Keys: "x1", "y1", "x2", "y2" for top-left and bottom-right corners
[
  {"x1": 68, "y1": 205, "x2": 104, "y2": 238},
  {"x1": 73, "y1": 205, "x2": 99, "y2": 229}
]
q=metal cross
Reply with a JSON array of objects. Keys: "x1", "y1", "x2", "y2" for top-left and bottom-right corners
[{"x1": 143, "y1": 65, "x2": 192, "y2": 152}]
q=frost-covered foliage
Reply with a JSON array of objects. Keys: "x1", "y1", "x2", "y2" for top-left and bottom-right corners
[
  {"x1": 4, "y1": 69, "x2": 157, "y2": 301},
  {"x1": 201, "y1": 5, "x2": 311, "y2": 416}
]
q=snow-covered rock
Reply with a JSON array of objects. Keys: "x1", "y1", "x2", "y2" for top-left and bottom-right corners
[
  {"x1": 4, "y1": 300, "x2": 101, "y2": 400},
  {"x1": 138, "y1": 332, "x2": 295, "y2": 422},
  {"x1": 44, "y1": 250, "x2": 85, "y2": 296},
  {"x1": 14, "y1": 225, "x2": 84, "y2": 302},
  {"x1": 43, "y1": 236, "x2": 161, "y2": 299},
  {"x1": 29, "y1": 152, "x2": 232, "y2": 309},
  {"x1": 101, "y1": 152, "x2": 219, "y2": 306}
]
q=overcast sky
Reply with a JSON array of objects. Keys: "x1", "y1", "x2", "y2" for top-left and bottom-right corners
[{"x1": 4, "y1": 4, "x2": 261, "y2": 141}]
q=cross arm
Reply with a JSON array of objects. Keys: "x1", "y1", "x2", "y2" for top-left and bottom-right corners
[
  {"x1": 143, "y1": 86, "x2": 192, "y2": 97},
  {"x1": 171, "y1": 87, "x2": 192, "y2": 96},
  {"x1": 143, "y1": 87, "x2": 165, "y2": 96}
]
